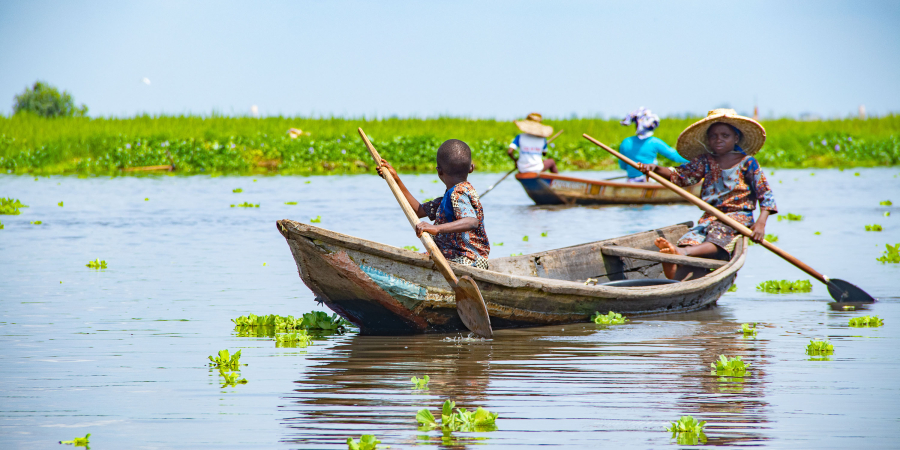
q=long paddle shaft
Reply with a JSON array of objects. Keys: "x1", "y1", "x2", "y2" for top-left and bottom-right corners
[
  {"x1": 358, "y1": 128, "x2": 494, "y2": 336},
  {"x1": 480, "y1": 129, "x2": 565, "y2": 198},
  {"x1": 582, "y1": 133, "x2": 874, "y2": 303}
]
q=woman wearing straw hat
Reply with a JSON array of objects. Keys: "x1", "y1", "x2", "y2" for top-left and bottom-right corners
[
  {"x1": 638, "y1": 109, "x2": 778, "y2": 279},
  {"x1": 507, "y1": 113, "x2": 558, "y2": 174},
  {"x1": 617, "y1": 107, "x2": 688, "y2": 182}
]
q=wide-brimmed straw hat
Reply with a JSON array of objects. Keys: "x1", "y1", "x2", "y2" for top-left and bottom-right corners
[
  {"x1": 514, "y1": 112, "x2": 554, "y2": 138},
  {"x1": 676, "y1": 109, "x2": 766, "y2": 160}
]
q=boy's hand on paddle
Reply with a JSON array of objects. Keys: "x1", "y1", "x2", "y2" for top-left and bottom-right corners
[
  {"x1": 749, "y1": 221, "x2": 766, "y2": 243},
  {"x1": 376, "y1": 159, "x2": 399, "y2": 181},
  {"x1": 415, "y1": 222, "x2": 439, "y2": 237},
  {"x1": 639, "y1": 163, "x2": 657, "y2": 174}
]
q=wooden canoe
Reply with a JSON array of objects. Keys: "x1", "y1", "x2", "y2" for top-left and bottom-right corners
[
  {"x1": 277, "y1": 220, "x2": 746, "y2": 335},
  {"x1": 515, "y1": 172, "x2": 702, "y2": 205}
]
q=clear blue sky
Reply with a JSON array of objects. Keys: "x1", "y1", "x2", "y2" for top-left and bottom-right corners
[{"x1": 1, "y1": 0, "x2": 898, "y2": 119}]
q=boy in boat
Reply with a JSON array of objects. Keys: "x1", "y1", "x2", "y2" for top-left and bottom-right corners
[
  {"x1": 377, "y1": 139, "x2": 490, "y2": 269},
  {"x1": 618, "y1": 107, "x2": 688, "y2": 182},
  {"x1": 638, "y1": 109, "x2": 777, "y2": 279},
  {"x1": 507, "y1": 112, "x2": 558, "y2": 174}
]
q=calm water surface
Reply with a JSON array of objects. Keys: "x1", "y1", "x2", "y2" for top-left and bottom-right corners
[{"x1": 1, "y1": 168, "x2": 899, "y2": 449}]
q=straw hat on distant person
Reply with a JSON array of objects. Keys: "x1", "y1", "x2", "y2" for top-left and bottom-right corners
[
  {"x1": 676, "y1": 109, "x2": 766, "y2": 160},
  {"x1": 514, "y1": 113, "x2": 554, "y2": 138}
]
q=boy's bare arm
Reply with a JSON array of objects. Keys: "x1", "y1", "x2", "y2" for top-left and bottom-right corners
[
  {"x1": 415, "y1": 217, "x2": 478, "y2": 237},
  {"x1": 376, "y1": 159, "x2": 428, "y2": 218}
]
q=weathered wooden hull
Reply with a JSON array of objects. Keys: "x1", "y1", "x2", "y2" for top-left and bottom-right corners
[
  {"x1": 516, "y1": 172, "x2": 702, "y2": 205},
  {"x1": 277, "y1": 220, "x2": 746, "y2": 335}
]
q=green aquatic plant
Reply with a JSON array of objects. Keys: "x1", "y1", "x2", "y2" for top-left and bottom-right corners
[
  {"x1": 219, "y1": 368, "x2": 248, "y2": 387},
  {"x1": 749, "y1": 234, "x2": 778, "y2": 245},
  {"x1": 711, "y1": 355, "x2": 750, "y2": 377},
  {"x1": 0, "y1": 221, "x2": 4, "y2": 229},
  {"x1": 411, "y1": 375, "x2": 430, "y2": 389},
  {"x1": 0, "y1": 197, "x2": 28, "y2": 215},
  {"x1": 666, "y1": 416, "x2": 707, "y2": 445},
  {"x1": 59, "y1": 433, "x2": 90, "y2": 446},
  {"x1": 403, "y1": 245, "x2": 420, "y2": 251},
  {"x1": 540, "y1": 231, "x2": 548, "y2": 237},
  {"x1": 310, "y1": 215, "x2": 321, "y2": 223},
  {"x1": 416, "y1": 399, "x2": 499, "y2": 432},
  {"x1": 232, "y1": 188, "x2": 243, "y2": 193},
  {"x1": 756, "y1": 279, "x2": 813, "y2": 293},
  {"x1": 58, "y1": 201, "x2": 63, "y2": 207},
  {"x1": 777, "y1": 213, "x2": 803, "y2": 222},
  {"x1": 865, "y1": 224, "x2": 883, "y2": 231},
  {"x1": 347, "y1": 435, "x2": 381, "y2": 450},
  {"x1": 885, "y1": 211, "x2": 891, "y2": 217},
  {"x1": 208, "y1": 349, "x2": 243, "y2": 370},
  {"x1": 274, "y1": 331, "x2": 312, "y2": 347},
  {"x1": 301, "y1": 311, "x2": 352, "y2": 332},
  {"x1": 231, "y1": 202, "x2": 259, "y2": 208},
  {"x1": 727, "y1": 284, "x2": 738, "y2": 292},
  {"x1": 848, "y1": 315, "x2": 884, "y2": 327},
  {"x1": 876, "y1": 243, "x2": 900, "y2": 263},
  {"x1": 284, "y1": 201, "x2": 297, "y2": 205},
  {"x1": 232, "y1": 314, "x2": 304, "y2": 333},
  {"x1": 590, "y1": 311, "x2": 627, "y2": 325},
  {"x1": 495, "y1": 242, "x2": 503, "y2": 246},
  {"x1": 880, "y1": 200, "x2": 893, "y2": 206},
  {"x1": 30, "y1": 220, "x2": 42, "y2": 225},
  {"x1": 85, "y1": 259, "x2": 107, "y2": 269},
  {"x1": 806, "y1": 339, "x2": 834, "y2": 356},
  {"x1": 741, "y1": 323, "x2": 758, "y2": 336},
  {"x1": 510, "y1": 252, "x2": 523, "y2": 256},
  {"x1": 522, "y1": 235, "x2": 529, "y2": 241}
]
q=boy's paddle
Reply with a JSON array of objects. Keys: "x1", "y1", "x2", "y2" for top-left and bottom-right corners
[
  {"x1": 480, "y1": 129, "x2": 565, "y2": 198},
  {"x1": 358, "y1": 128, "x2": 493, "y2": 337},
  {"x1": 583, "y1": 133, "x2": 876, "y2": 304}
]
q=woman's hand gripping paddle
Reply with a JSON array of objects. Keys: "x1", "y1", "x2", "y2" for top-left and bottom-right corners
[
  {"x1": 582, "y1": 133, "x2": 876, "y2": 304},
  {"x1": 480, "y1": 129, "x2": 565, "y2": 198},
  {"x1": 358, "y1": 128, "x2": 493, "y2": 337}
]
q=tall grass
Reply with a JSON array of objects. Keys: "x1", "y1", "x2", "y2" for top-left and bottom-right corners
[{"x1": 1, "y1": 114, "x2": 897, "y2": 175}]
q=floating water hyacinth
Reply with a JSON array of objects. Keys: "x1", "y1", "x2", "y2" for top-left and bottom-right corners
[
  {"x1": 522, "y1": 235, "x2": 529, "y2": 241},
  {"x1": 310, "y1": 215, "x2": 321, "y2": 223},
  {"x1": 750, "y1": 234, "x2": 778, "y2": 245},
  {"x1": 301, "y1": 311, "x2": 352, "y2": 332},
  {"x1": 274, "y1": 331, "x2": 312, "y2": 348},
  {"x1": 510, "y1": 252, "x2": 523, "y2": 256},
  {"x1": 219, "y1": 368, "x2": 248, "y2": 387},
  {"x1": 865, "y1": 224, "x2": 883, "y2": 231},
  {"x1": 208, "y1": 349, "x2": 243, "y2": 370},
  {"x1": 540, "y1": 231, "x2": 548, "y2": 237},
  {"x1": 495, "y1": 242, "x2": 503, "y2": 246},
  {"x1": 727, "y1": 284, "x2": 738, "y2": 292},
  {"x1": 231, "y1": 202, "x2": 259, "y2": 208},
  {"x1": 347, "y1": 434, "x2": 381, "y2": 450},
  {"x1": 30, "y1": 220, "x2": 42, "y2": 225},
  {"x1": 880, "y1": 200, "x2": 893, "y2": 206},
  {"x1": 402, "y1": 245, "x2": 420, "y2": 252},
  {"x1": 806, "y1": 339, "x2": 834, "y2": 356},
  {"x1": 284, "y1": 201, "x2": 297, "y2": 205},
  {"x1": 876, "y1": 243, "x2": 900, "y2": 263},
  {"x1": 86, "y1": 259, "x2": 107, "y2": 269},
  {"x1": 59, "y1": 433, "x2": 90, "y2": 446},
  {"x1": 666, "y1": 416, "x2": 707, "y2": 446},
  {"x1": 756, "y1": 279, "x2": 812, "y2": 293},
  {"x1": 741, "y1": 323, "x2": 758, "y2": 336},
  {"x1": 416, "y1": 399, "x2": 499, "y2": 432},
  {"x1": 58, "y1": 201, "x2": 63, "y2": 207},
  {"x1": 777, "y1": 213, "x2": 803, "y2": 222},
  {"x1": 0, "y1": 221, "x2": 4, "y2": 229},
  {"x1": 848, "y1": 315, "x2": 884, "y2": 327},
  {"x1": 0, "y1": 197, "x2": 28, "y2": 215},
  {"x1": 232, "y1": 314, "x2": 304, "y2": 335},
  {"x1": 232, "y1": 188, "x2": 243, "y2": 193},
  {"x1": 411, "y1": 375, "x2": 430, "y2": 389},
  {"x1": 711, "y1": 355, "x2": 750, "y2": 376},
  {"x1": 590, "y1": 311, "x2": 627, "y2": 325}
]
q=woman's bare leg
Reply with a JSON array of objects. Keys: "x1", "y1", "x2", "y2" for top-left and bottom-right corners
[{"x1": 654, "y1": 238, "x2": 719, "y2": 279}]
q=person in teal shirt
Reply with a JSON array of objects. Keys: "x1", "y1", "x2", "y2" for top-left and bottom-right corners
[{"x1": 618, "y1": 107, "x2": 688, "y2": 182}]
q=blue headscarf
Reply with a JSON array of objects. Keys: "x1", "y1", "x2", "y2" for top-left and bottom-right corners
[{"x1": 621, "y1": 107, "x2": 660, "y2": 140}]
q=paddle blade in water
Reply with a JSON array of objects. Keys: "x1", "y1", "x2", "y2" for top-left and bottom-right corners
[
  {"x1": 827, "y1": 279, "x2": 876, "y2": 303},
  {"x1": 454, "y1": 276, "x2": 493, "y2": 338}
]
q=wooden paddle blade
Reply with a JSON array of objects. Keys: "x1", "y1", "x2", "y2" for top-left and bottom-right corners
[
  {"x1": 454, "y1": 276, "x2": 493, "y2": 338},
  {"x1": 827, "y1": 279, "x2": 876, "y2": 303}
]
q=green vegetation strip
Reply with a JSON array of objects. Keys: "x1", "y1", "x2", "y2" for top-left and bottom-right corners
[
  {"x1": 756, "y1": 279, "x2": 813, "y2": 293},
  {"x1": 849, "y1": 315, "x2": 884, "y2": 327},
  {"x1": 1, "y1": 115, "x2": 898, "y2": 175}
]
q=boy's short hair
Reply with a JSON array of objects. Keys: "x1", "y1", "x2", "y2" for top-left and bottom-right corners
[{"x1": 436, "y1": 139, "x2": 472, "y2": 177}]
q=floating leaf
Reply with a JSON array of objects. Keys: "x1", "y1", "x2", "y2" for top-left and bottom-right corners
[
  {"x1": 865, "y1": 224, "x2": 883, "y2": 231},
  {"x1": 411, "y1": 374, "x2": 430, "y2": 389},
  {"x1": 232, "y1": 188, "x2": 243, "y2": 193},
  {"x1": 777, "y1": 213, "x2": 803, "y2": 222},
  {"x1": 347, "y1": 434, "x2": 381, "y2": 450},
  {"x1": 880, "y1": 200, "x2": 893, "y2": 206},
  {"x1": 876, "y1": 243, "x2": 900, "y2": 263},
  {"x1": 59, "y1": 433, "x2": 90, "y2": 446},
  {"x1": 848, "y1": 315, "x2": 884, "y2": 327},
  {"x1": 711, "y1": 354, "x2": 750, "y2": 376},
  {"x1": 666, "y1": 416, "x2": 707, "y2": 445},
  {"x1": 522, "y1": 235, "x2": 529, "y2": 241},
  {"x1": 806, "y1": 339, "x2": 834, "y2": 356},
  {"x1": 284, "y1": 201, "x2": 297, "y2": 205},
  {"x1": 540, "y1": 231, "x2": 548, "y2": 237},
  {"x1": 590, "y1": 311, "x2": 627, "y2": 325},
  {"x1": 85, "y1": 259, "x2": 107, "y2": 269},
  {"x1": 756, "y1": 279, "x2": 812, "y2": 293},
  {"x1": 0, "y1": 197, "x2": 28, "y2": 215},
  {"x1": 495, "y1": 242, "x2": 503, "y2": 246},
  {"x1": 58, "y1": 201, "x2": 63, "y2": 207},
  {"x1": 727, "y1": 284, "x2": 738, "y2": 292},
  {"x1": 208, "y1": 349, "x2": 243, "y2": 370},
  {"x1": 30, "y1": 220, "x2": 42, "y2": 225},
  {"x1": 403, "y1": 245, "x2": 420, "y2": 252},
  {"x1": 741, "y1": 323, "x2": 757, "y2": 336},
  {"x1": 232, "y1": 202, "x2": 259, "y2": 208},
  {"x1": 310, "y1": 215, "x2": 322, "y2": 223}
]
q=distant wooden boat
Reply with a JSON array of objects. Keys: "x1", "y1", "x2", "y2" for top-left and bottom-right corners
[
  {"x1": 277, "y1": 220, "x2": 745, "y2": 335},
  {"x1": 515, "y1": 172, "x2": 702, "y2": 205}
]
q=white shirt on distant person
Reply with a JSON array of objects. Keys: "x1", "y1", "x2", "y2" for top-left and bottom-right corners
[{"x1": 509, "y1": 133, "x2": 547, "y2": 173}]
